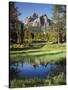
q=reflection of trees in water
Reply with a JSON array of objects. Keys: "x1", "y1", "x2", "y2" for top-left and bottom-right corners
[
  {"x1": 10, "y1": 62, "x2": 24, "y2": 80},
  {"x1": 10, "y1": 59, "x2": 66, "y2": 80},
  {"x1": 10, "y1": 62, "x2": 19, "y2": 80},
  {"x1": 10, "y1": 67, "x2": 17, "y2": 80}
]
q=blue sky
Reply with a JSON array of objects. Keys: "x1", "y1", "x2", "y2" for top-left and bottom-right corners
[{"x1": 16, "y1": 2, "x2": 53, "y2": 21}]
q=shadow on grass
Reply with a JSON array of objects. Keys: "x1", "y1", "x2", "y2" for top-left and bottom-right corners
[{"x1": 10, "y1": 44, "x2": 45, "y2": 51}]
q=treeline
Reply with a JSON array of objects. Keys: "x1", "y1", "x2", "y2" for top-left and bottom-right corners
[{"x1": 9, "y1": 2, "x2": 66, "y2": 45}]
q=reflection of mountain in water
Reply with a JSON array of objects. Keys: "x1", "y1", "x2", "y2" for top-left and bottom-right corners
[{"x1": 10, "y1": 62, "x2": 56, "y2": 78}]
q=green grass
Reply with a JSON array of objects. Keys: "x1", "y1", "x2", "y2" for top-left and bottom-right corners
[
  {"x1": 10, "y1": 43, "x2": 66, "y2": 64},
  {"x1": 10, "y1": 43, "x2": 66, "y2": 54},
  {"x1": 10, "y1": 72, "x2": 66, "y2": 88},
  {"x1": 10, "y1": 51, "x2": 66, "y2": 64}
]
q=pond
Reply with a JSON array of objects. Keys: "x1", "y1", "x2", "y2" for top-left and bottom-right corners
[{"x1": 10, "y1": 62, "x2": 58, "y2": 79}]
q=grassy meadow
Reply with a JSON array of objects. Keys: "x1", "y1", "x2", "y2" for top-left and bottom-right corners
[{"x1": 10, "y1": 43, "x2": 66, "y2": 64}]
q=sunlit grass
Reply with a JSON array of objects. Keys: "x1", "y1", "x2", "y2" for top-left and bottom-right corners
[
  {"x1": 10, "y1": 43, "x2": 66, "y2": 54},
  {"x1": 10, "y1": 43, "x2": 66, "y2": 64},
  {"x1": 10, "y1": 51, "x2": 66, "y2": 64}
]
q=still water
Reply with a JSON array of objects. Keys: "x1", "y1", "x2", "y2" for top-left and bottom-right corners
[{"x1": 10, "y1": 62, "x2": 56, "y2": 79}]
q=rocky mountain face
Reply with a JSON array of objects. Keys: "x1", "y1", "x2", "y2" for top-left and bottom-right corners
[
  {"x1": 23, "y1": 12, "x2": 38, "y2": 26},
  {"x1": 23, "y1": 12, "x2": 51, "y2": 32}
]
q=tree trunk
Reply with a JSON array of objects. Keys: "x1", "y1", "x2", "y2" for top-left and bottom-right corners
[
  {"x1": 57, "y1": 27, "x2": 60, "y2": 45},
  {"x1": 59, "y1": 32, "x2": 63, "y2": 43}
]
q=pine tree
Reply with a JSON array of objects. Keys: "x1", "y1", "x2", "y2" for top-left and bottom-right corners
[
  {"x1": 52, "y1": 5, "x2": 66, "y2": 44},
  {"x1": 9, "y1": 2, "x2": 21, "y2": 43}
]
